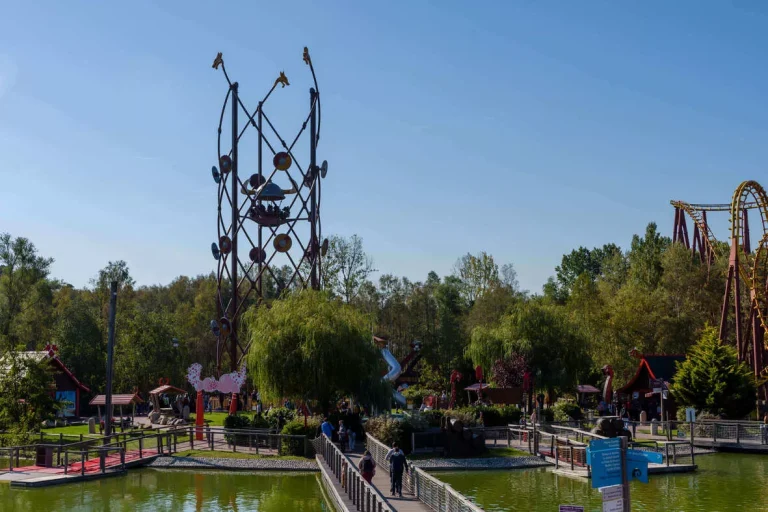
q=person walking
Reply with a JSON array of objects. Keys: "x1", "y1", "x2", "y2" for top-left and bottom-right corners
[
  {"x1": 387, "y1": 443, "x2": 409, "y2": 497},
  {"x1": 348, "y1": 429, "x2": 357, "y2": 451},
  {"x1": 358, "y1": 450, "x2": 376, "y2": 483}
]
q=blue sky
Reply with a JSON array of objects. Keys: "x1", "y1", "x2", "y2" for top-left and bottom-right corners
[{"x1": 1, "y1": 1, "x2": 767, "y2": 293}]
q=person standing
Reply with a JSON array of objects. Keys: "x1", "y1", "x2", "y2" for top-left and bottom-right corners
[
  {"x1": 358, "y1": 450, "x2": 376, "y2": 483},
  {"x1": 387, "y1": 443, "x2": 409, "y2": 497},
  {"x1": 321, "y1": 418, "x2": 335, "y2": 439},
  {"x1": 348, "y1": 428, "x2": 357, "y2": 451},
  {"x1": 338, "y1": 420, "x2": 348, "y2": 453}
]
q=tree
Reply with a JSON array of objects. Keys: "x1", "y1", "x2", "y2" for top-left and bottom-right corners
[
  {"x1": 491, "y1": 353, "x2": 527, "y2": 388},
  {"x1": 245, "y1": 290, "x2": 388, "y2": 411},
  {"x1": 671, "y1": 326, "x2": 756, "y2": 419},
  {"x1": 500, "y1": 263, "x2": 519, "y2": 292},
  {"x1": 628, "y1": 223, "x2": 670, "y2": 289},
  {"x1": 323, "y1": 235, "x2": 376, "y2": 303},
  {"x1": 453, "y1": 252, "x2": 499, "y2": 303},
  {"x1": 0, "y1": 352, "x2": 57, "y2": 435},
  {"x1": 53, "y1": 294, "x2": 105, "y2": 393},
  {"x1": 0, "y1": 233, "x2": 55, "y2": 350}
]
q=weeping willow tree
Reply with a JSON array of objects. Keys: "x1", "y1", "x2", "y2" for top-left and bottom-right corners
[{"x1": 244, "y1": 290, "x2": 389, "y2": 412}]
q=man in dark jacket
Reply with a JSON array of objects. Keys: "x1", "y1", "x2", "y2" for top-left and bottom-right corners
[{"x1": 387, "y1": 443, "x2": 409, "y2": 497}]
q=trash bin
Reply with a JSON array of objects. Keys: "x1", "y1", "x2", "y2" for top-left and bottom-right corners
[
  {"x1": 35, "y1": 446, "x2": 53, "y2": 468},
  {"x1": 650, "y1": 419, "x2": 659, "y2": 436}
]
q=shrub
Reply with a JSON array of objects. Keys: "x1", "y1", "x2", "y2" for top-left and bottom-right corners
[
  {"x1": 402, "y1": 387, "x2": 439, "y2": 407},
  {"x1": 264, "y1": 407, "x2": 296, "y2": 430},
  {"x1": 251, "y1": 414, "x2": 270, "y2": 429},
  {"x1": 443, "y1": 405, "x2": 521, "y2": 427},
  {"x1": 444, "y1": 409, "x2": 481, "y2": 427},
  {"x1": 224, "y1": 414, "x2": 256, "y2": 446},
  {"x1": 364, "y1": 415, "x2": 427, "y2": 453},
  {"x1": 420, "y1": 409, "x2": 444, "y2": 427},
  {"x1": 279, "y1": 418, "x2": 321, "y2": 456},
  {"x1": 540, "y1": 408, "x2": 554, "y2": 422},
  {"x1": 553, "y1": 402, "x2": 582, "y2": 423}
]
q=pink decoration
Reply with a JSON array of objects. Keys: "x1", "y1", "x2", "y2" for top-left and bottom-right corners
[{"x1": 187, "y1": 363, "x2": 247, "y2": 393}]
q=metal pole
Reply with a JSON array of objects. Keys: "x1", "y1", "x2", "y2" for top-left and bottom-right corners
[
  {"x1": 620, "y1": 436, "x2": 631, "y2": 512},
  {"x1": 230, "y1": 82, "x2": 239, "y2": 373},
  {"x1": 104, "y1": 281, "x2": 118, "y2": 438},
  {"x1": 309, "y1": 87, "x2": 319, "y2": 290},
  {"x1": 257, "y1": 103, "x2": 263, "y2": 297}
]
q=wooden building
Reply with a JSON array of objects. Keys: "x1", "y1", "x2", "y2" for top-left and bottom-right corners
[{"x1": 616, "y1": 352, "x2": 685, "y2": 421}]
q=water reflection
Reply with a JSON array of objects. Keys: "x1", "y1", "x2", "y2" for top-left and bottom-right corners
[{"x1": 0, "y1": 469, "x2": 330, "y2": 512}]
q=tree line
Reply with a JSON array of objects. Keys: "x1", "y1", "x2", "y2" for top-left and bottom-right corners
[{"x1": 0, "y1": 219, "x2": 733, "y2": 409}]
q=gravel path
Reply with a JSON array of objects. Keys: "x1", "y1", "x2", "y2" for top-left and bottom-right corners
[
  {"x1": 412, "y1": 455, "x2": 550, "y2": 471},
  {"x1": 147, "y1": 456, "x2": 318, "y2": 471}
]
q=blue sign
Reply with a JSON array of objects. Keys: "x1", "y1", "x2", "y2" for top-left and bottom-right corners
[
  {"x1": 590, "y1": 438, "x2": 621, "y2": 452},
  {"x1": 627, "y1": 449, "x2": 663, "y2": 465},
  {"x1": 590, "y1": 449, "x2": 623, "y2": 489},
  {"x1": 625, "y1": 457, "x2": 649, "y2": 484}
]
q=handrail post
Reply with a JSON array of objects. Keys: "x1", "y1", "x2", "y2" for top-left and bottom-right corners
[
  {"x1": 665, "y1": 443, "x2": 670, "y2": 467},
  {"x1": 736, "y1": 424, "x2": 740, "y2": 444},
  {"x1": 570, "y1": 446, "x2": 574, "y2": 470},
  {"x1": 64, "y1": 451, "x2": 68, "y2": 474},
  {"x1": 139, "y1": 437, "x2": 143, "y2": 458},
  {"x1": 81, "y1": 450, "x2": 86, "y2": 476},
  {"x1": 555, "y1": 445, "x2": 559, "y2": 468},
  {"x1": 673, "y1": 443, "x2": 677, "y2": 464},
  {"x1": 190, "y1": 427, "x2": 194, "y2": 450},
  {"x1": 121, "y1": 448, "x2": 125, "y2": 470}
]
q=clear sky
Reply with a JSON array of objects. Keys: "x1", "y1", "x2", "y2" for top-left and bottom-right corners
[{"x1": 1, "y1": 1, "x2": 767, "y2": 293}]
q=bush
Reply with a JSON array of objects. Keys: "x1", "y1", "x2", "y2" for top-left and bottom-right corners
[
  {"x1": 279, "y1": 418, "x2": 321, "y2": 456},
  {"x1": 553, "y1": 402, "x2": 582, "y2": 423},
  {"x1": 402, "y1": 387, "x2": 439, "y2": 407},
  {"x1": 364, "y1": 414, "x2": 427, "y2": 453},
  {"x1": 540, "y1": 408, "x2": 554, "y2": 422},
  {"x1": 444, "y1": 405, "x2": 521, "y2": 427},
  {"x1": 444, "y1": 409, "x2": 481, "y2": 427},
  {"x1": 223, "y1": 414, "x2": 257, "y2": 446},
  {"x1": 251, "y1": 414, "x2": 270, "y2": 429},
  {"x1": 420, "y1": 410, "x2": 444, "y2": 427},
  {"x1": 264, "y1": 407, "x2": 296, "y2": 430}
]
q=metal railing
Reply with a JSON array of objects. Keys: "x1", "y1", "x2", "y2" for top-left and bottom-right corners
[
  {"x1": 318, "y1": 434, "x2": 394, "y2": 512},
  {"x1": 366, "y1": 434, "x2": 483, "y2": 512}
]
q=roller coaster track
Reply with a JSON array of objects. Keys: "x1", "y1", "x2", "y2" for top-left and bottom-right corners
[{"x1": 672, "y1": 181, "x2": 768, "y2": 333}]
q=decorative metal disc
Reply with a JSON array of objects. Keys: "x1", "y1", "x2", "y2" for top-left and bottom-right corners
[
  {"x1": 249, "y1": 247, "x2": 267, "y2": 263},
  {"x1": 219, "y1": 155, "x2": 232, "y2": 173},
  {"x1": 219, "y1": 235, "x2": 232, "y2": 255},
  {"x1": 249, "y1": 174, "x2": 266, "y2": 189},
  {"x1": 219, "y1": 317, "x2": 232, "y2": 337},
  {"x1": 304, "y1": 174, "x2": 314, "y2": 187},
  {"x1": 321, "y1": 160, "x2": 328, "y2": 179},
  {"x1": 210, "y1": 320, "x2": 221, "y2": 337},
  {"x1": 274, "y1": 233, "x2": 293, "y2": 252},
  {"x1": 211, "y1": 242, "x2": 221, "y2": 260},
  {"x1": 273, "y1": 152, "x2": 292, "y2": 171},
  {"x1": 321, "y1": 238, "x2": 329, "y2": 256},
  {"x1": 212, "y1": 166, "x2": 221, "y2": 184}
]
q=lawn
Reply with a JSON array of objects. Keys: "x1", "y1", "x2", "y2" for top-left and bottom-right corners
[
  {"x1": 407, "y1": 446, "x2": 530, "y2": 460},
  {"x1": 41, "y1": 424, "x2": 93, "y2": 435},
  {"x1": 190, "y1": 412, "x2": 254, "y2": 427},
  {"x1": 172, "y1": 449, "x2": 306, "y2": 461}
]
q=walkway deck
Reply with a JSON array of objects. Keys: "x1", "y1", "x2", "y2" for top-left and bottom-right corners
[{"x1": 345, "y1": 449, "x2": 431, "y2": 512}]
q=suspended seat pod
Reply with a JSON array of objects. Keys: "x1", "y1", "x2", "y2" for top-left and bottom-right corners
[
  {"x1": 321, "y1": 238, "x2": 329, "y2": 256},
  {"x1": 274, "y1": 234, "x2": 292, "y2": 252},
  {"x1": 273, "y1": 152, "x2": 292, "y2": 171},
  {"x1": 249, "y1": 174, "x2": 266, "y2": 189},
  {"x1": 258, "y1": 182, "x2": 286, "y2": 202},
  {"x1": 211, "y1": 166, "x2": 221, "y2": 184},
  {"x1": 211, "y1": 243, "x2": 221, "y2": 260},
  {"x1": 249, "y1": 247, "x2": 267, "y2": 263},
  {"x1": 219, "y1": 155, "x2": 232, "y2": 173},
  {"x1": 219, "y1": 236, "x2": 232, "y2": 255},
  {"x1": 321, "y1": 160, "x2": 328, "y2": 179}
]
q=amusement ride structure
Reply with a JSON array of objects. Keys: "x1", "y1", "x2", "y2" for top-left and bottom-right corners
[
  {"x1": 208, "y1": 48, "x2": 327, "y2": 376},
  {"x1": 671, "y1": 180, "x2": 768, "y2": 400}
]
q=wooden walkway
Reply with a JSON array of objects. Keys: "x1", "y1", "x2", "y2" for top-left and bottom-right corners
[{"x1": 345, "y1": 449, "x2": 431, "y2": 512}]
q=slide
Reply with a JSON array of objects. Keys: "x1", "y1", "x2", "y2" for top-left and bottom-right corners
[{"x1": 381, "y1": 347, "x2": 406, "y2": 405}]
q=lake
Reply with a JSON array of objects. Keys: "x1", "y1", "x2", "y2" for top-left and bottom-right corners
[
  {"x1": 434, "y1": 453, "x2": 768, "y2": 511},
  {"x1": 0, "y1": 469, "x2": 334, "y2": 512}
]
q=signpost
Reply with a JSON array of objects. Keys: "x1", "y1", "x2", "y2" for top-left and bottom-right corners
[
  {"x1": 601, "y1": 486, "x2": 623, "y2": 512},
  {"x1": 586, "y1": 436, "x2": 657, "y2": 512}
]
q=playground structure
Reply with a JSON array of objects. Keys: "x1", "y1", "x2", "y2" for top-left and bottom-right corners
[
  {"x1": 375, "y1": 337, "x2": 422, "y2": 406},
  {"x1": 209, "y1": 48, "x2": 327, "y2": 376},
  {"x1": 671, "y1": 180, "x2": 768, "y2": 401}
]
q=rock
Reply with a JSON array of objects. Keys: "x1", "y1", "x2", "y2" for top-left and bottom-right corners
[{"x1": 88, "y1": 417, "x2": 97, "y2": 434}]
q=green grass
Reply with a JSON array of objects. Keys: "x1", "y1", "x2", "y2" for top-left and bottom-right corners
[
  {"x1": 189, "y1": 412, "x2": 251, "y2": 427},
  {"x1": 173, "y1": 449, "x2": 306, "y2": 461},
  {"x1": 41, "y1": 424, "x2": 93, "y2": 435}
]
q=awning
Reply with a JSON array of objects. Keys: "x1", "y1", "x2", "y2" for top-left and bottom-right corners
[
  {"x1": 464, "y1": 383, "x2": 490, "y2": 392},
  {"x1": 89, "y1": 393, "x2": 143, "y2": 406},
  {"x1": 576, "y1": 385, "x2": 601, "y2": 394},
  {"x1": 149, "y1": 384, "x2": 187, "y2": 395}
]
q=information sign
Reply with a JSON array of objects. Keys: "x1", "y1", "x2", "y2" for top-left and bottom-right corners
[
  {"x1": 559, "y1": 506, "x2": 584, "y2": 512},
  {"x1": 627, "y1": 449, "x2": 663, "y2": 464},
  {"x1": 590, "y1": 449, "x2": 623, "y2": 489}
]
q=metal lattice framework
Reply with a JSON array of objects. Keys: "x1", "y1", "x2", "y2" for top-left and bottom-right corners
[
  {"x1": 209, "y1": 48, "x2": 327, "y2": 373},
  {"x1": 671, "y1": 180, "x2": 768, "y2": 398}
]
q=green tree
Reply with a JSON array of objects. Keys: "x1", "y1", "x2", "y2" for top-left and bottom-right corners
[
  {"x1": 245, "y1": 290, "x2": 388, "y2": 411},
  {"x1": 0, "y1": 352, "x2": 57, "y2": 434},
  {"x1": 323, "y1": 235, "x2": 376, "y2": 303},
  {"x1": 453, "y1": 252, "x2": 499, "y2": 304},
  {"x1": 671, "y1": 326, "x2": 756, "y2": 419},
  {"x1": 628, "y1": 223, "x2": 670, "y2": 289},
  {"x1": 0, "y1": 233, "x2": 55, "y2": 350},
  {"x1": 53, "y1": 294, "x2": 105, "y2": 393}
]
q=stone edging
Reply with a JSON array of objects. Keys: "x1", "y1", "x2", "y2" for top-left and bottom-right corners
[
  {"x1": 412, "y1": 455, "x2": 551, "y2": 471},
  {"x1": 146, "y1": 456, "x2": 318, "y2": 471}
]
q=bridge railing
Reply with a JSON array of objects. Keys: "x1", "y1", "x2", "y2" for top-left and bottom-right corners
[
  {"x1": 318, "y1": 434, "x2": 394, "y2": 512},
  {"x1": 366, "y1": 433, "x2": 483, "y2": 512}
]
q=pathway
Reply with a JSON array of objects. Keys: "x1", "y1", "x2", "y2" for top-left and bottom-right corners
[{"x1": 344, "y1": 448, "x2": 431, "y2": 512}]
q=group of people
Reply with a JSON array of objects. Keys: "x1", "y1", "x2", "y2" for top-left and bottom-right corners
[{"x1": 319, "y1": 418, "x2": 410, "y2": 498}]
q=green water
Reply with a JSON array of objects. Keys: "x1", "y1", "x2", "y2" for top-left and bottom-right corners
[
  {"x1": 0, "y1": 469, "x2": 333, "y2": 512},
  {"x1": 435, "y1": 453, "x2": 768, "y2": 512}
]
